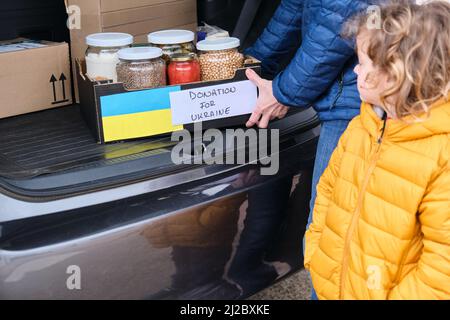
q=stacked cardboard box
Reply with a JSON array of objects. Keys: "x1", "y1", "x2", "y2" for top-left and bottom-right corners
[{"x1": 66, "y1": 0, "x2": 198, "y2": 101}]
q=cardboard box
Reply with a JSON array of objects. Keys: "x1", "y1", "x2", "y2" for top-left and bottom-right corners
[
  {"x1": 66, "y1": 0, "x2": 198, "y2": 102},
  {"x1": 101, "y1": 0, "x2": 197, "y2": 27},
  {"x1": 0, "y1": 39, "x2": 72, "y2": 119},
  {"x1": 76, "y1": 57, "x2": 261, "y2": 144}
]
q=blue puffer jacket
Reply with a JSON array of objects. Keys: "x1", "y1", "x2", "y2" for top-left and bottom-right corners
[{"x1": 245, "y1": 0, "x2": 377, "y2": 121}]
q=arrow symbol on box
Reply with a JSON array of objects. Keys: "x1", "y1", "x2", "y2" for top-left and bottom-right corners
[
  {"x1": 50, "y1": 73, "x2": 69, "y2": 105},
  {"x1": 50, "y1": 74, "x2": 58, "y2": 102},
  {"x1": 59, "y1": 73, "x2": 67, "y2": 100}
]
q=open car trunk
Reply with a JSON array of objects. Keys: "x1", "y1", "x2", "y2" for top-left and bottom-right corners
[
  {"x1": 0, "y1": 104, "x2": 319, "y2": 201},
  {"x1": 0, "y1": 0, "x2": 297, "y2": 202}
]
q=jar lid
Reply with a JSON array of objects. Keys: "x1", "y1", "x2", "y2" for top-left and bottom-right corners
[
  {"x1": 148, "y1": 30, "x2": 195, "y2": 45},
  {"x1": 171, "y1": 53, "x2": 196, "y2": 62},
  {"x1": 118, "y1": 47, "x2": 163, "y2": 60},
  {"x1": 86, "y1": 33, "x2": 133, "y2": 47},
  {"x1": 196, "y1": 37, "x2": 240, "y2": 51}
]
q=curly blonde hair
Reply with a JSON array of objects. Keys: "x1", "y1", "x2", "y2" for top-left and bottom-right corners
[{"x1": 344, "y1": 0, "x2": 450, "y2": 119}]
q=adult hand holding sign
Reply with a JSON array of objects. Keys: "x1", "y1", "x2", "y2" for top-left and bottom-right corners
[{"x1": 245, "y1": 69, "x2": 289, "y2": 128}]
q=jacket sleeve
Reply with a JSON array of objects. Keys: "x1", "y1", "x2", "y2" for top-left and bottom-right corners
[
  {"x1": 244, "y1": 0, "x2": 304, "y2": 76},
  {"x1": 273, "y1": 0, "x2": 364, "y2": 107},
  {"x1": 388, "y1": 164, "x2": 450, "y2": 300},
  {"x1": 304, "y1": 121, "x2": 351, "y2": 270}
]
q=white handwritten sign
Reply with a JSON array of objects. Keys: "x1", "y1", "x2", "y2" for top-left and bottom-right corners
[{"x1": 170, "y1": 80, "x2": 258, "y2": 125}]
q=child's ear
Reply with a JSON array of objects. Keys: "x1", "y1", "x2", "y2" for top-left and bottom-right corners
[
  {"x1": 378, "y1": 69, "x2": 398, "y2": 90},
  {"x1": 364, "y1": 71, "x2": 380, "y2": 88}
]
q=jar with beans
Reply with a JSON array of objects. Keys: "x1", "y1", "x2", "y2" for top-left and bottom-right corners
[
  {"x1": 147, "y1": 30, "x2": 196, "y2": 63},
  {"x1": 196, "y1": 37, "x2": 244, "y2": 81},
  {"x1": 116, "y1": 47, "x2": 166, "y2": 90}
]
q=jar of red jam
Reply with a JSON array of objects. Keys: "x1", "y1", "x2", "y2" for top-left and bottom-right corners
[{"x1": 168, "y1": 53, "x2": 201, "y2": 85}]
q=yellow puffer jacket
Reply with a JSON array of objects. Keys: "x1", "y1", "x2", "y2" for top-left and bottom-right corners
[{"x1": 304, "y1": 99, "x2": 450, "y2": 300}]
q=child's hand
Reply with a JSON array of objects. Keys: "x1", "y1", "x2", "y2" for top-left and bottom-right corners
[{"x1": 246, "y1": 69, "x2": 289, "y2": 128}]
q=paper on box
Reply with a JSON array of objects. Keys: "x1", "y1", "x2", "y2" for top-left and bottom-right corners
[{"x1": 170, "y1": 81, "x2": 258, "y2": 126}]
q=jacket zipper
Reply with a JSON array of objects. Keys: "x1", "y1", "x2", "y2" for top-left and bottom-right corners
[
  {"x1": 330, "y1": 72, "x2": 345, "y2": 111},
  {"x1": 339, "y1": 113, "x2": 387, "y2": 299}
]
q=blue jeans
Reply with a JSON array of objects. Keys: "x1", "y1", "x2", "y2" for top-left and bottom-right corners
[{"x1": 305, "y1": 119, "x2": 350, "y2": 300}]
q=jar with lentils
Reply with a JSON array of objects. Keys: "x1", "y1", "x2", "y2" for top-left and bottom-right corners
[
  {"x1": 196, "y1": 37, "x2": 244, "y2": 81},
  {"x1": 116, "y1": 47, "x2": 166, "y2": 90},
  {"x1": 147, "y1": 29, "x2": 196, "y2": 63}
]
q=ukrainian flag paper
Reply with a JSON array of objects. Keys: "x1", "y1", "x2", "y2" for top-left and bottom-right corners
[{"x1": 100, "y1": 86, "x2": 184, "y2": 142}]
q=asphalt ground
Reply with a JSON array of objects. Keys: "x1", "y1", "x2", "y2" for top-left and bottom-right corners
[{"x1": 249, "y1": 269, "x2": 312, "y2": 300}]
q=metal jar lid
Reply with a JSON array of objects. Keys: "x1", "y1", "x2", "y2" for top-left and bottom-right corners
[{"x1": 170, "y1": 53, "x2": 197, "y2": 62}]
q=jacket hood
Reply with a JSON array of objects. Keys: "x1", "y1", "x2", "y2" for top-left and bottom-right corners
[{"x1": 360, "y1": 97, "x2": 450, "y2": 142}]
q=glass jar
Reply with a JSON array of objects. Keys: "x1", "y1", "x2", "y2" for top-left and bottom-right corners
[
  {"x1": 116, "y1": 47, "x2": 166, "y2": 90},
  {"x1": 148, "y1": 30, "x2": 196, "y2": 63},
  {"x1": 196, "y1": 37, "x2": 244, "y2": 81},
  {"x1": 85, "y1": 33, "x2": 133, "y2": 82},
  {"x1": 168, "y1": 53, "x2": 201, "y2": 85}
]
